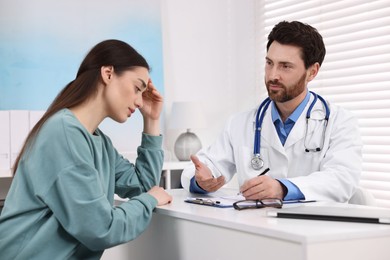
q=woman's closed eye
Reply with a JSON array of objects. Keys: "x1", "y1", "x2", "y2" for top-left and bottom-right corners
[{"x1": 135, "y1": 85, "x2": 142, "y2": 93}]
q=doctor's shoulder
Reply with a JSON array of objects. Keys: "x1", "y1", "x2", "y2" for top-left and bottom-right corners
[
  {"x1": 326, "y1": 103, "x2": 361, "y2": 138},
  {"x1": 224, "y1": 109, "x2": 256, "y2": 129},
  {"x1": 328, "y1": 103, "x2": 358, "y2": 124}
]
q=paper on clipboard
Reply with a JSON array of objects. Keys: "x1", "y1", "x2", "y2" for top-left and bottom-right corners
[{"x1": 185, "y1": 192, "x2": 317, "y2": 209}]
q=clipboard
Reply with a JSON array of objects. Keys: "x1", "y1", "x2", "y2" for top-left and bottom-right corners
[
  {"x1": 184, "y1": 196, "x2": 315, "y2": 209},
  {"x1": 184, "y1": 197, "x2": 233, "y2": 208}
]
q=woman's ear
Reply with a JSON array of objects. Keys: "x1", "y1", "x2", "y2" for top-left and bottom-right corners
[{"x1": 101, "y1": 66, "x2": 114, "y2": 85}]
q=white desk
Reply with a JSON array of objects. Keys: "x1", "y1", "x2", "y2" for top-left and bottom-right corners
[{"x1": 103, "y1": 189, "x2": 390, "y2": 260}]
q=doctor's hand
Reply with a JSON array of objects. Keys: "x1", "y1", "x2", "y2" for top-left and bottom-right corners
[
  {"x1": 191, "y1": 155, "x2": 225, "y2": 192},
  {"x1": 239, "y1": 175, "x2": 284, "y2": 200}
]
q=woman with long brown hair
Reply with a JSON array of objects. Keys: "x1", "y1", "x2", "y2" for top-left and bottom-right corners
[{"x1": 0, "y1": 39, "x2": 172, "y2": 259}]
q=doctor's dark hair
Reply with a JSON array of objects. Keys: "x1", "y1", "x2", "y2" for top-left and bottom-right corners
[
  {"x1": 267, "y1": 21, "x2": 326, "y2": 69},
  {"x1": 13, "y1": 39, "x2": 150, "y2": 174}
]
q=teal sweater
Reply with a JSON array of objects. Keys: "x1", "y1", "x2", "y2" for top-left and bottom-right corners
[{"x1": 0, "y1": 109, "x2": 164, "y2": 259}]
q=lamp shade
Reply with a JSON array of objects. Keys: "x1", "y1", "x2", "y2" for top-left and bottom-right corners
[{"x1": 169, "y1": 102, "x2": 206, "y2": 130}]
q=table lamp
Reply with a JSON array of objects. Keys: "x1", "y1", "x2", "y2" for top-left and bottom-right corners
[{"x1": 170, "y1": 102, "x2": 206, "y2": 161}]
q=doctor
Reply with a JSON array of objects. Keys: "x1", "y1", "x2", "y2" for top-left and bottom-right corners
[{"x1": 181, "y1": 21, "x2": 362, "y2": 202}]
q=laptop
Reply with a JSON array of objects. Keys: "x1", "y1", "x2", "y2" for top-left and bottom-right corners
[
  {"x1": 0, "y1": 177, "x2": 13, "y2": 208},
  {"x1": 267, "y1": 204, "x2": 390, "y2": 224}
]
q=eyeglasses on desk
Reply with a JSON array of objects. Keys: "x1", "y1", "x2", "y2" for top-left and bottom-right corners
[{"x1": 233, "y1": 198, "x2": 283, "y2": 210}]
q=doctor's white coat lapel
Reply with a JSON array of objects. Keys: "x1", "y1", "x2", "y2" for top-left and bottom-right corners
[
  {"x1": 261, "y1": 108, "x2": 286, "y2": 156},
  {"x1": 284, "y1": 95, "x2": 326, "y2": 150}
]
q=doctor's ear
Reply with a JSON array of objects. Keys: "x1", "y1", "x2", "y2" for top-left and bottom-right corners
[
  {"x1": 307, "y1": 63, "x2": 320, "y2": 82},
  {"x1": 101, "y1": 66, "x2": 114, "y2": 84}
]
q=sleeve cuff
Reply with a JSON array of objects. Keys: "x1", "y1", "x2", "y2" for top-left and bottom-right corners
[
  {"x1": 189, "y1": 176, "x2": 208, "y2": 194},
  {"x1": 277, "y1": 179, "x2": 305, "y2": 201},
  {"x1": 141, "y1": 133, "x2": 163, "y2": 149}
]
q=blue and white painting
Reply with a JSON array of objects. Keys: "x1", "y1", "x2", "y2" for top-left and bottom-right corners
[{"x1": 0, "y1": 0, "x2": 164, "y2": 154}]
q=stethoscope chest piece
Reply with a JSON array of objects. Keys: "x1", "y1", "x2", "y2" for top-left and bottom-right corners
[
  {"x1": 251, "y1": 91, "x2": 330, "y2": 170},
  {"x1": 251, "y1": 154, "x2": 264, "y2": 170}
]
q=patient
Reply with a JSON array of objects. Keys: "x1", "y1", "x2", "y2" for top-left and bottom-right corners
[{"x1": 0, "y1": 39, "x2": 172, "y2": 259}]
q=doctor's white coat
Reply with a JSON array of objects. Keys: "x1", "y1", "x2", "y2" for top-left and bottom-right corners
[{"x1": 181, "y1": 96, "x2": 363, "y2": 202}]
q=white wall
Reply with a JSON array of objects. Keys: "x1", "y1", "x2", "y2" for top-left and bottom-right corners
[
  {"x1": 0, "y1": 1, "x2": 266, "y2": 166},
  {"x1": 161, "y1": 0, "x2": 264, "y2": 159}
]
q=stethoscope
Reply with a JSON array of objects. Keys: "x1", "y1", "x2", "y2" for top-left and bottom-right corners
[{"x1": 251, "y1": 91, "x2": 330, "y2": 171}]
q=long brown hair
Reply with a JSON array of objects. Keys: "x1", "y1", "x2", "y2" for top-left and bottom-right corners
[{"x1": 13, "y1": 39, "x2": 150, "y2": 174}]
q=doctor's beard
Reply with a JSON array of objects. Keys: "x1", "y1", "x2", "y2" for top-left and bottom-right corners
[{"x1": 265, "y1": 72, "x2": 306, "y2": 103}]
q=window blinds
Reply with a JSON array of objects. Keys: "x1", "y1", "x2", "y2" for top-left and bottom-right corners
[{"x1": 257, "y1": 0, "x2": 390, "y2": 208}]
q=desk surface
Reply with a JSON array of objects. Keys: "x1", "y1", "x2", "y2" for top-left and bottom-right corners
[
  {"x1": 156, "y1": 189, "x2": 390, "y2": 245},
  {"x1": 105, "y1": 188, "x2": 390, "y2": 260}
]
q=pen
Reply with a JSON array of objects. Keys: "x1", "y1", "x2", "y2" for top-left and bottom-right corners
[
  {"x1": 258, "y1": 167, "x2": 270, "y2": 176},
  {"x1": 237, "y1": 168, "x2": 270, "y2": 195}
]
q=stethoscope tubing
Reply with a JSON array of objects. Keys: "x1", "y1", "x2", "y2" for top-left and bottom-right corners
[
  {"x1": 254, "y1": 98, "x2": 272, "y2": 155},
  {"x1": 253, "y1": 91, "x2": 330, "y2": 162}
]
